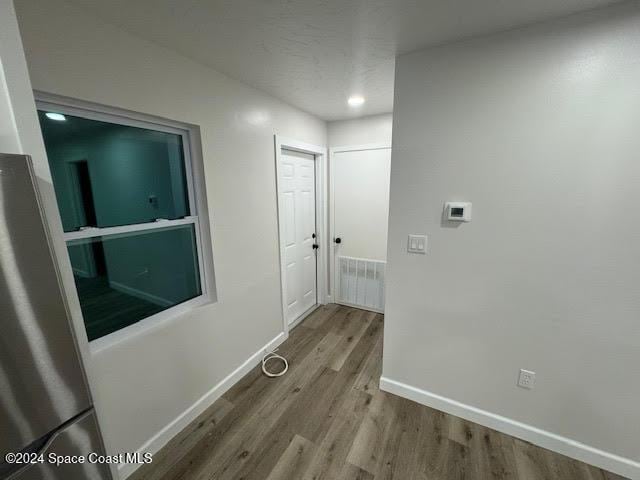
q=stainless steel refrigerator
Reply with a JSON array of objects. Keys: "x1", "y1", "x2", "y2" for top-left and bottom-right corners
[{"x1": 0, "y1": 154, "x2": 111, "y2": 480}]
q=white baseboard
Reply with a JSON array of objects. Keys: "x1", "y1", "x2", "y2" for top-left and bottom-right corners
[
  {"x1": 109, "y1": 280, "x2": 173, "y2": 308},
  {"x1": 118, "y1": 331, "x2": 288, "y2": 479},
  {"x1": 380, "y1": 377, "x2": 640, "y2": 480},
  {"x1": 335, "y1": 301, "x2": 384, "y2": 314},
  {"x1": 72, "y1": 267, "x2": 92, "y2": 278}
]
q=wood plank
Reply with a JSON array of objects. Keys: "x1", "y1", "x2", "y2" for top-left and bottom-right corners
[
  {"x1": 368, "y1": 402, "x2": 403, "y2": 480},
  {"x1": 390, "y1": 398, "x2": 433, "y2": 480},
  {"x1": 301, "y1": 390, "x2": 372, "y2": 480},
  {"x1": 439, "y1": 440, "x2": 478, "y2": 479},
  {"x1": 545, "y1": 444, "x2": 615, "y2": 480},
  {"x1": 447, "y1": 412, "x2": 477, "y2": 447},
  {"x1": 473, "y1": 424, "x2": 519, "y2": 479},
  {"x1": 513, "y1": 438, "x2": 555, "y2": 480},
  {"x1": 352, "y1": 332, "x2": 382, "y2": 394},
  {"x1": 334, "y1": 313, "x2": 384, "y2": 382},
  {"x1": 415, "y1": 407, "x2": 454, "y2": 478},
  {"x1": 326, "y1": 310, "x2": 375, "y2": 371},
  {"x1": 335, "y1": 463, "x2": 375, "y2": 480},
  {"x1": 264, "y1": 434, "x2": 317, "y2": 480},
  {"x1": 347, "y1": 391, "x2": 399, "y2": 475},
  {"x1": 303, "y1": 303, "x2": 341, "y2": 330}
]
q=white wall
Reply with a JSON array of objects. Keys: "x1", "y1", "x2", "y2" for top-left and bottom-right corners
[
  {"x1": 383, "y1": 3, "x2": 640, "y2": 478},
  {"x1": 328, "y1": 113, "x2": 393, "y2": 148},
  {"x1": 0, "y1": 0, "x2": 43, "y2": 157},
  {"x1": 14, "y1": 0, "x2": 326, "y2": 475}
]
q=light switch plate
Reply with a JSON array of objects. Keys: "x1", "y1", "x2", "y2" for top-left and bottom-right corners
[{"x1": 407, "y1": 234, "x2": 427, "y2": 254}]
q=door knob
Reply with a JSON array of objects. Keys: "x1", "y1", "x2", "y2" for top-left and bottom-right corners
[{"x1": 334, "y1": 237, "x2": 342, "y2": 244}]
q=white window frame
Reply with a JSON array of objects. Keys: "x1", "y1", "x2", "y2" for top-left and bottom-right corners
[{"x1": 35, "y1": 91, "x2": 216, "y2": 352}]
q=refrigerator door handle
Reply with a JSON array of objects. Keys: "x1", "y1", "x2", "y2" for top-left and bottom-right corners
[
  {"x1": 0, "y1": 408, "x2": 93, "y2": 480},
  {"x1": 1, "y1": 436, "x2": 51, "y2": 480}
]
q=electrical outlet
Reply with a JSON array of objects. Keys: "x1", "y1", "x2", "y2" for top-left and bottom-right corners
[{"x1": 518, "y1": 369, "x2": 536, "y2": 389}]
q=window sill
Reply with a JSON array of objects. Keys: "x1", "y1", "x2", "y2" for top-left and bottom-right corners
[{"x1": 88, "y1": 294, "x2": 215, "y2": 355}]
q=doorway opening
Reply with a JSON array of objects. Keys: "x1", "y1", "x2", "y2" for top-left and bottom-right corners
[
  {"x1": 330, "y1": 143, "x2": 392, "y2": 313},
  {"x1": 275, "y1": 137, "x2": 327, "y2": 334}
]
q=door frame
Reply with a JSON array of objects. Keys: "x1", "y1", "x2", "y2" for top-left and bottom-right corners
[
  {"x1": 329, "y1": 143, "x2": 392, "y2": 305},
  {"x1": 275, "y1": 136, "x2": 328, "y2": 335}
]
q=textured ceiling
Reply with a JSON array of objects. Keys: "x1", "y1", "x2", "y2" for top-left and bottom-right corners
[{"x1": 68, "y1": 0, "x2": 621, "y2": 120}]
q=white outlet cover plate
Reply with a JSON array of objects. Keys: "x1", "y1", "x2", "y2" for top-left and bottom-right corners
[{"x1": 518, "y1": 369, "x2": 536, "y2": 389}]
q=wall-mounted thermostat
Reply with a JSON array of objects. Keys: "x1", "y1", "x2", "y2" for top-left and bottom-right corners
[{"x1": 445, "y1": 202, "x2": 472, "y2": 222}]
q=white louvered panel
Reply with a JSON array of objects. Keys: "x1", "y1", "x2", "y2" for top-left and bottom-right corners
[{"x1": 337, "y1": 256, "x2": 385, "y2": 313}]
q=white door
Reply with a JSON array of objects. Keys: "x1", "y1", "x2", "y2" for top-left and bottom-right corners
[
  {"x1": 279, "y1": 149, "x2": 318, "y2": 325},
  {"x1": 332, "y1": 146, "x2": 391, "y2": 312}
]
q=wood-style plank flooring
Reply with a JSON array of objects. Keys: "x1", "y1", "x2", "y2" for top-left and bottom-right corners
[{"x1": 130, "y1": 304, "x2": 627, "y2": 480}]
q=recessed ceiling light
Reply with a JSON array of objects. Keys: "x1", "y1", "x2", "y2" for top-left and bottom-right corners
[
  {"x1": 347, "y1": 96, "x2": 365, "y2": 107},
  {"x1": 45, "y1": 112, "x2": 66, "y2": 121}
]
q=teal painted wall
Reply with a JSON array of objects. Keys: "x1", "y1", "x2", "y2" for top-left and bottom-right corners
[
  {"x1": 40, "y1": 112, "x2": 200, "y2": 312},
  {"x1": 40, "y1": 117, "x2": 188, "y2": 231}
]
